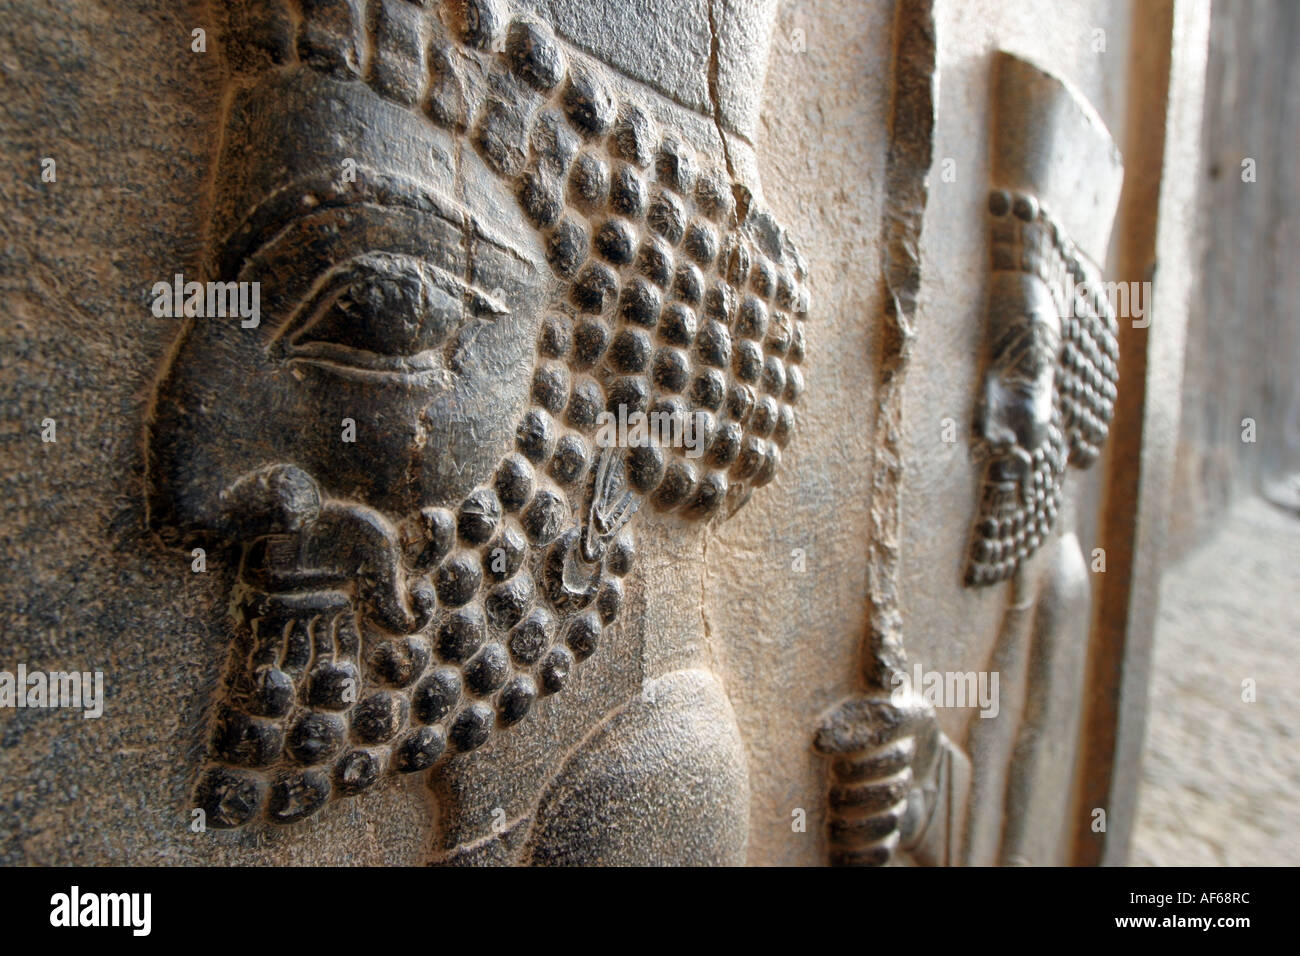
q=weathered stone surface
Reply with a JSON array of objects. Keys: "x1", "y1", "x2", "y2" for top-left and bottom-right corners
[{"x1": 0, "y1": 0, "x2": 1214, "y2": 866}]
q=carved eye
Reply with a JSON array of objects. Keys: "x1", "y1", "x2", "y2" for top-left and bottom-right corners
[
  {"x1": 1003, "y1": 375, "x2": 1046, "y2": 399},
  {"x1": 1000, "y1": 338, "x2": 1056, "y2": 385},
  {"x1": 282, "y1": 254, "x2": 508, "y2": 367},
  {"x1": 302, "y1": 270, "x2": 458, "y2": 357}
]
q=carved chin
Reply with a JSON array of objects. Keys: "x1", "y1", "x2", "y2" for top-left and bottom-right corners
[{"x1": 194, "y1": 453, "x2": 634, "y2": 829}]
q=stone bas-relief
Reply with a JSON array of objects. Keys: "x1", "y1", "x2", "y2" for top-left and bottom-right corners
[
  {"x1": 815, "y1": 51, "x2": 1123, "y2": 866},
  {"x1": 963, "y1": 54, "x2": 1122, "y2": 589},
  {"x1": 146, "y1": 0, "x2": 808, "y2": 859},
  {"x1": 0, "y1": 0, "x2": 1214, "y2": 872}
]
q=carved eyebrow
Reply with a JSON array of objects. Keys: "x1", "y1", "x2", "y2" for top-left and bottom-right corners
[
  {"x1": 991, "y1": 320, "x2": 1059, "y2": 367},
  {"x1": 266, "y1": 252, "x2": 509, "y2": 352},
  {"x1": 220, "y1": 170, "x2": 533, "y2": 279}
]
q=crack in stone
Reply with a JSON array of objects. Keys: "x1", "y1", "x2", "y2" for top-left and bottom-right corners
[{"x1": 705, "y1": 0, "x2": 738, "y2": 185}]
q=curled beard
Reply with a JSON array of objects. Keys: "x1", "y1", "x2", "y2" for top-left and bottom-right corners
[
  {"x1": 194, "y1": 450, "x2": 636, "y2": 829},
  {"x1": 963, "y1": 411, "x2": 1068, "y2": 587}
]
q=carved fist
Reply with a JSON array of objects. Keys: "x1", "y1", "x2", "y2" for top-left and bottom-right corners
[{"x1": 814, "y1": 688, "x2": 943, "y2": 866}]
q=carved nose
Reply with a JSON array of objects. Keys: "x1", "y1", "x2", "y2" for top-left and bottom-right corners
[
  {"x1": 981, "y1": 414, "x2": 1020, "y2": 451},
  {"x1": 979, "y1": 376, "x2": 1021, "y2": 450}
]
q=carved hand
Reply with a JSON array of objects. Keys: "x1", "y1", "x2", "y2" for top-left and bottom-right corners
[{"x1": 814, "y1": 688, "x2": 943, "y2": 866}]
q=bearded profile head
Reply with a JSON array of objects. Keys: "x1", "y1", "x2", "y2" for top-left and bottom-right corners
[
  {"x1": 147, "y1": 0, "x2": 811, "y2": 827},
  {"x1": 964, "y1": 52, "x2": 1123, "y2": 587}
]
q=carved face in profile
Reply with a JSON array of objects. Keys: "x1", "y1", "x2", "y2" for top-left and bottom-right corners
[
  {"x1": 964, "y1": 196, "x2": 1118, "y2": 587},
  {"x1": 155, "y1": 1, "x2": 812, "y2": 829},
  {"x1": 150, "y1": 75, "x2": 548, "y2": 535},
  {"x1": 976, "y1": 272, "x2": 1061, "y2": 496}
]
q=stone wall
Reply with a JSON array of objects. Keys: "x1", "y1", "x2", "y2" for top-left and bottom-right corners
[{"x1": 0, "y1": 0, "x2": 1212, "y2": 865}]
